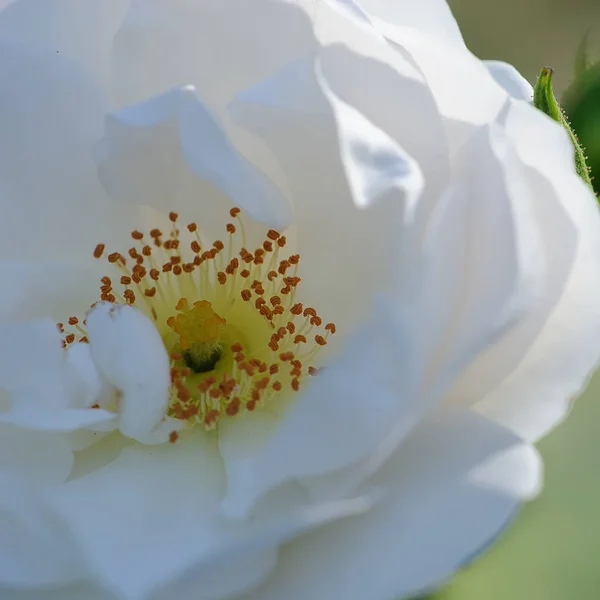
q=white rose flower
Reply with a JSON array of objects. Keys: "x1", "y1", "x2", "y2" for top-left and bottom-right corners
[{"x1": 0, "y1": 1, "x2": 599, "y2": 599}]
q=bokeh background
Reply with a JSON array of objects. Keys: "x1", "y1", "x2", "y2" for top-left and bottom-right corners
[{"x1": 427, "y1": 1, "x2": 600, "y2": 598}]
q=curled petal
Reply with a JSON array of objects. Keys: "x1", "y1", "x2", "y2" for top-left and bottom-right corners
[
  {"x1": 86, "y1": 302, "x2": 170, "y2": 442},
  {"x1": 96, "y1": 85, "x2": 291, "y2": 231}
]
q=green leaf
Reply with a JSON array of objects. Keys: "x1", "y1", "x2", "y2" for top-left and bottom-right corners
[
  {"x1": 563, "y1": 61, "x2": 600, "y2": 197},
  {"x1": 533, "y1": 67, "x2": 595, "y2": 193}
]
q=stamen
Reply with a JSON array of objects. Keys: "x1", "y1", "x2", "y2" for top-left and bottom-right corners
[{"x1": 66, "y1": 207, "x2": 335, "y2": 430}]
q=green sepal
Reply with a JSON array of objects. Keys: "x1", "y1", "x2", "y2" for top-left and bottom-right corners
[{"x1": 533, "y1": 67, "x2": 595, "y2": 193}]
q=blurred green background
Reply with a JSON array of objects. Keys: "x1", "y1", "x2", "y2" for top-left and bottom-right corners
[
  {"x1": 449, "y1": 0, "x2": 600, "y2": 92},
  {"x1": 427, "y1": 1, "x2": 600, "y2": 598}
]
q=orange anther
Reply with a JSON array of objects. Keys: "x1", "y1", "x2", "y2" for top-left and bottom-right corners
[
  {"x1": 226, "y1": 397, "x2": 241, "y2": 416},
  {"x1": 205, "y1": 409, "x2": 220, "y2": 426},
  {"x1": 315, "y1": 335, "x2": 327, "y2": 346}
]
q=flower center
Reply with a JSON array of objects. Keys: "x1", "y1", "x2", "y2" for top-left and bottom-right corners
[{"x1": 58, "y1": 208, "x2": 335, "y2": 433}]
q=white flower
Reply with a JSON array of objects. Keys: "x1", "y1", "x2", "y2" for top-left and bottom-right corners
[{"x1": 0, "y1": 1, "x2": 599, "y2": 599}]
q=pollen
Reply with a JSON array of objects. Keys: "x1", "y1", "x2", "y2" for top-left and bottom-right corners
[{"x1": 59, "y1": 208, "x2": 336, "y2": 431}]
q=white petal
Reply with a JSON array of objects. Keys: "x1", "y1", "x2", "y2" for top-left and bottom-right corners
[
  {"x1": 220, "y1": 123, "x2": 544, "y2": 517},
  {"x1": 150, "y1": 495, "x2": 374, "y2": 600},
  {"x1": 350, "y1": 0, "x2": 467, "y2": 47},
  {"x1": 485, "y1": 60, "x2": 533, "y2": 102},
  {"x1": 0, "y1": 0, "x2": 129, "y2": 87},
  {"x1": 0, "y1": 316, "x2": 116, "y2": 434},
  {"x1": 0, "y1": 474, "x2": 86, "y2": 588},
  {"x1": 0, "y1": 260, "x2": 104, "y2": 324},
  {"x1": 48, "y1": 434, "x2": 224, "y2": 600},
  {"x1": 86, "y1": 302, "x2": 170, "y2": 442},
  {"x1": 0, "y1": 407, "x2": 117, "y2": 433},
  {"x1": 0, "y1": 318, "x2": 65, "y2": 405},
  {"x1": 111, "y1": 0, "x2": 318, "y2": 108},
  {"x1": 63, "y1": 342, "x2": 108, "y2": 409},
  {"x1": 48, "y1": 433, "x2": 374, "y2": 600},
  {"x1": 219, "y1": 303, "x2": 418, "y2": 519},
  {"x1": 0, "y1": 39, "x2": 146, "y2": 260},
  {"x1": 413, "y1": 123, "x2": 544, "y2": 398},
  {"x1": 372, "y1": 16, "x2": 508, "y2": 147},
  {"x1": 0, "y1": 583, "x2": 107, "y2": 600},
  {"x1": 245, "y1": 407, "x2": 541, "y2": 600},
  {"x1": 0, "y1": 425, "x2": 73, "y2": 485},
  {"x1": 316, "y1": 62, "x2": 424, "y2": 209},
  {"x1": 458, "y1": 101, "x2": 600, "y2": 441},
  {"x1": 229, "y1": 50, "x2": 440, "y2": 325},
  {"x1": 0, "y1": 428, "x2": 81, "y2": 588},
  {"x1": 96, "y1": 85, "x2": 291, "y2": 230}
]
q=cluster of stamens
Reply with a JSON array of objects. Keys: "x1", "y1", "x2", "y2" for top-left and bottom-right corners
[{"x1": 59, "y1": 208, "x2": 336, "y2": 435}]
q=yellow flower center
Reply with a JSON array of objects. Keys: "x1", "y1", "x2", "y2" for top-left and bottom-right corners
[{"x1": 58, "y1": 208, "x2": 335, "y2": 435}]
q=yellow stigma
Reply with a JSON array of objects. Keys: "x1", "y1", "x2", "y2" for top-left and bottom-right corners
[
  {"x1": 59, "y1": 208, "x2": 337, "y2": 433},
  {"x1": 167, "y1": 299, "x2": 226, "y2": 350}
]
